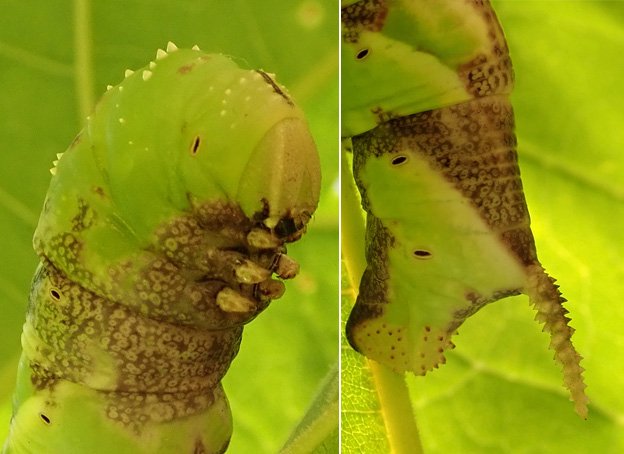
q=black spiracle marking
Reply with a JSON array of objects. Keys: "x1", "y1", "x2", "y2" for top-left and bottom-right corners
[
  {"x1": 356, "y1": 48, "x2": 370, "y2": 60},
  {"x1": 391, "y1": 155, "x2": 407, "y2": 166},
  {"x1": 412, "y1": 250, "x2": 432, "y2": 259},
  {"x1": 190, "y1": 135, "x2": 201, "y2": 156}
]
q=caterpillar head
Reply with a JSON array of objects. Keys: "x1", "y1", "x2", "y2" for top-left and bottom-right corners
[{"x1": 87, "y1": 45, "x2": 320, "y2": 241}]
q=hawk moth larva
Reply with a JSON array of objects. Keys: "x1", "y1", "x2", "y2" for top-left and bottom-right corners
[
  {"x1": 341, "y1": 0, "x2": 588, "y2": 418},
  {"x1": 3, "y1": 42, "x2": 321, "y2": 453}
]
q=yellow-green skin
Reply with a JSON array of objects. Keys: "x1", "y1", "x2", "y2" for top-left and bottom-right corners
[
  {"x1": 4, "y1": 46, "x2": 321, "y2": 453},
  {"x1": 342, "y1": 0, "x2": 588, "y2": 418}
]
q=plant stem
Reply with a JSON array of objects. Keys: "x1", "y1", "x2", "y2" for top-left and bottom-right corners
[
  {"x1": 340, "y1": 144, "x2": 425, "y2": 454},
  {"x1": 369, "y1": 361, "x2": 424, "y2": 454},
  {"x1": 340, "y1": 143, "x2": 367, "y2": 286}
]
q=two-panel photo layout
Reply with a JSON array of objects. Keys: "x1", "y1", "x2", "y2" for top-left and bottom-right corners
[{"x1": 0, "y1": 0, "x2": 620, "y2": 453}]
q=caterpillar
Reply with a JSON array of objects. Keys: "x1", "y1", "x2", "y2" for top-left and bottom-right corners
[
  {"x1": 341, "y1": 0, "x2": 588, "y2": 418},
  {"x1": 3, "y1": 42, "x2": 321, "y2": 454}
]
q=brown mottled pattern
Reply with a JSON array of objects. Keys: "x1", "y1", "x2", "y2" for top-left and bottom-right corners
[
  {"x1": 153, "y1": 212, "x2": 281, "y2": 286},
  {"x1": 28, "y1": 199, "x2": 294, "y2": 434},
  {"x1": 28, "y1": 262, "x2": 239, "y2": 433},
  {"x1": 346, "y1": 215, "x2": 393, "y2": 351},
  {"x1": 36, "y1": 233, "x2": 92, "y2": 284},
  {"x1": 449, "y1": 288, "x2": 522, "y2": 332},
  {"x1": 354, "y1": 95, "x2": 538, "y2": 266},
  {"x1": 458, "y1": 0, "x2": 514, "y2": 98},
  {"x1": 193, "y1": 438, "x2": 207, "y2": 454},
  {"x1": 71, "y1": 198, "x2": 96, "y2": 232},
  {"x1": 192, "y1": 197, "x2": 253, "y2": 245},
  {"x1": 29, "y1": 363, "x2": 60, "y2": 391},
  {"x1": 341, "y1": 0, "x2": 389, "y2": 44}
]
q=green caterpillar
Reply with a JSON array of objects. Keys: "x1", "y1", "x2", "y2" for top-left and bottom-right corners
[
  {"x1": 3, "y1": 42, "x2": 321, "y2": 453},
  {"x1": 342, "y1": 0, "x2": 588, "y2": 417}
]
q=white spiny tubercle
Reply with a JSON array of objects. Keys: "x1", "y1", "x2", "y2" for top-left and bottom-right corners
[
  {"x1": 106, "y1": 85, "x2": 113, "y2": 91},
  {"x1": 52, "y1": 160, "x2": 59, "y2": 167},
  {"x1": 166, "y1": 41, "x2": 178, "y2": 52},
  {"x1": 50, "y1": 167, "x2": 57, "y2": 175},
  {"x1": 149, "y1": 61, "x2": 156, "y2": 69},
  {"x1": 225, "y1": 88, "x2": 232, "y2": 95},
  {"x1": 124, "y1": 69, "x2": 134, "y2": 78},
  {"x1": 156, "y1": 48, "x2": 167, "y2": 60},
  {"x1": 192, "y1": 44, "x2": 200, "y2": 51},
  {"x1": 142, "y1": 70, "x2": 153, "y2": 81},
  {"x1": 119, "y1": 118, "x2": 125, "y2": 124},
  {"x1": 56, "y1": 153, "x2": 64, "y2": 160}
]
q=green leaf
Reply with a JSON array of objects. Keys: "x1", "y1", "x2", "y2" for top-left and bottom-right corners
[
  {"x1": 279, "y1": 361, "x2": 339, "y2": 454},
  {"x1": 341, "y1": 1, "x2": 624, "y2": 453},
  {"x1": 0, "y1": 1, "x2": 338, "y2": 452}
]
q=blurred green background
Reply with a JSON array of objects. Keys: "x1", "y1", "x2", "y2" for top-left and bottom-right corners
[
  {"x1": 341, "y1": 1, "x2": 624, "y2": 453},
  {"x1": 0, "y1": 1, "x2": 338, "y2": 452}
]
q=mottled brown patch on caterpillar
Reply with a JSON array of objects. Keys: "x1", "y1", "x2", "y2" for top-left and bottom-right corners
[
  {"x1": 29, "y1": 362, "x2": 60, "y2": 392},
  {"x1": 26, "y1": 197, "x2": 304, "y2": 435},
  {"x1": 346, "y1": 216, "x2": 393, "y2": 351},
  {"x1": 191, "y1": 197, "x2": 253, "y2": 245},
  {"x1": 37, "y1": 232, "x2": 94, "y2": 285},
  {"x1": 153, "y1": 212, "x2": 259, "y2": 279},
  {"x1": 194, "y1": 436, "x2": 229, "y2": 454},
  {"x1": 71, "y1": 198, "x2": 97, "y2": 232},
  {"x1": 501, "y1": 227, "x2": 539, "y2": 266},
  {"x1": 194, "y1": 438, "x2": 206, "y2": 454},
  {"x1": 354, "y1": 95, "x2": 537, "y2": 263},
  {"x1": 448, "y1": 288, "x2": 523, "y2": 332},
  {"x1": 102, "y1": 386, "x2": 222, "y2": 434},
  {"x1": 92, "y1": 186, "x2": 107, "y2": 199},
  {"x1": 341, "y1": 0, "x2": 389, "y2": 44},
  {"x1": 369, "y1": 106, "x2": 401, "y2": 129},
  {"x1": 29, "y1": 261, "x2": 240, "y2": 433},
  {"x1": 38, "y1": 198, "x2": 292, "y2": 331},
  {"x1": 458, "y1": 0, "x2": 514, "y2": 98}
]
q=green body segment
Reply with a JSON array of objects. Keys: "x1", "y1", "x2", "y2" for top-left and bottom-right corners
[
  {"x1": 341, "y1": 0, "x2": 512, "y2": 136},
  {"x1": 37, "y1": 48, "x2": 320, "y2": 314},
  {"x1": 5, "y1": 355, "x2": 231, "y2": 454},
  {"x1": 342, "y1": 0, "x2": 588, "y2": 417},
  {"x1": 4, "y1": 45, "x2": 321, "y2": 453}
]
